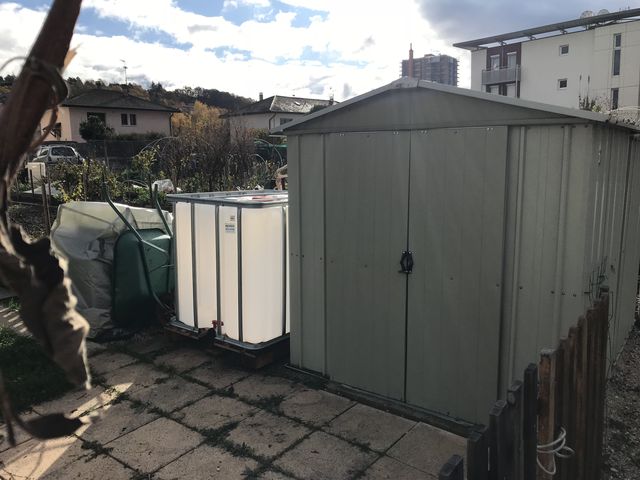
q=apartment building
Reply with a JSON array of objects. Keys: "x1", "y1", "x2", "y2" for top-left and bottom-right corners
[
  {"x1": 455, "y1": 8, "x2": 640, "y2": 111},
  {"x1": 401, "y1": 45, "x2": 459, "y2": 86}
]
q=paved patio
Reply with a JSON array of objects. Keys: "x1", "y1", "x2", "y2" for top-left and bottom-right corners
[{"x1": 0, "y1": 333, "x2": 466, "y2": 479}]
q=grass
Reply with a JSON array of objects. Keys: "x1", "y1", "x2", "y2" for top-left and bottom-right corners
[
  {"x1": 6, "y1": 297, "x2": 20, "y2": 312},
  {"x1": 0, "y1": 327, "x2": 73, "y2": 413}
]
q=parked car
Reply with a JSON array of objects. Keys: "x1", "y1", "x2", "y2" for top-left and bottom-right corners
[
  {"x1": 32, "y1": 145, "x2": 84, "y2": 164},
  {"x1": 24, "y1": 145, "x2": 84, "y2": 184}
]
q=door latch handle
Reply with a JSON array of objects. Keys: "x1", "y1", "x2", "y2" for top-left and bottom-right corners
[{"x1": 399, "y1": 250, "x2": 414, "y2": 274}]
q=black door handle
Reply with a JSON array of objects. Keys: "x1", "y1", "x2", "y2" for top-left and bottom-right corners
[{"x1": 399, "y1": 250, "x2": 414, "y2": 274}]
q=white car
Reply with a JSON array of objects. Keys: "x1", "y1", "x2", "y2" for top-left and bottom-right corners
[
  {"x1": 32, "y1": 145, "x2": 84, "y2": 165},
  {"x1": 25, "y1": 145, "x2": 83, "y2": 184}
]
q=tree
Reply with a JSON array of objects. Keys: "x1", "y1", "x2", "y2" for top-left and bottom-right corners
[
  {"x1": 0, "y1": 74, "x2": 15, "y2": 85},
  {"x1": 79, "y1": 116, "x2": 114, "y2": 141},
  {"x1": 157, "y1": 100, "x2": 276, "y2": 191},
  {"x1": 164, "y1": 101, "x2": 231, "y2": 190},
  {"x1": 579, "y1": 94, "x2": 608, "y2": 112}
]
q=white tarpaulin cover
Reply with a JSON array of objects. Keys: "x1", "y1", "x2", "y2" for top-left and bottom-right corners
[{"x1": 50, "y1": 201, "x2": 172, "y2": 336}]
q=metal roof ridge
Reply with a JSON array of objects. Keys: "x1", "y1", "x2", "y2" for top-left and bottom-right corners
[{"x1": 271, "y1": 78, "x2": 640, "y2": 134}]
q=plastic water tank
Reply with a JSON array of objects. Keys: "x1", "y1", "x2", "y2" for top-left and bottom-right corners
[{"x1": 170, "y1": 191, "x2": 289, "y2": 347}]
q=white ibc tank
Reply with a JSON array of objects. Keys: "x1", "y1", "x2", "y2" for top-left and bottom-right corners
[{"x1": 172, "y1": 191, "x2": 289, "y2": 346}]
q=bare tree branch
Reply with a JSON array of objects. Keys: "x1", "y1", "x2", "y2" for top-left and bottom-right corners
[{"x1": 0, "y1": 0, "x2": 91, "y2": 443}]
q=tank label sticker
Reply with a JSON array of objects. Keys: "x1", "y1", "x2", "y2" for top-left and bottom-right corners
[{"x1": 225, "y1": 223, "x2": 236, "y2": 233}]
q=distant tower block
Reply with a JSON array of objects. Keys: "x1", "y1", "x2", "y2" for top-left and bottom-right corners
[{"x1": 401, "y1": 46, "x2": 458, "y2": 86}]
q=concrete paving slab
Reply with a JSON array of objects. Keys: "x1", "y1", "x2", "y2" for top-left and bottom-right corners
[
  {"x1": 387, "y1": 423, "x2": 466, "y2": 476},
  {"x1": 90, "y1": 351, "x2": 138, "y2": 375},
  {"x1": 185, "y1": 361, "x2": 250, "y2": 390},
  {"x1": 0, "y1": 435, "x2": 88, "y2": 479},
  {"x1": 274, "y1": 430, "x2": 377, "y2": 480},
  {"x1": 0, "y1": 307, "x2": 29, "y2": 335},
  {"x1": 0, "y1": 410, "x2": 40, "y2": 453},
  {"x1": 257, "y1": 471, "x2": 297, "y2": 480},
  {"x1": 100, "y1": 362, "x2": 170, "y2": 395},
  {"x1": 279, "y1": 389, "x2": 355, "y2": 426},
  {"x1": 154, "y1": 348, "x2": 213, "y2": 373},
  {"x1": 361, "y1": 455, "x2": 434, "y2": 479},
  {"x1": 232, "y1": 374, "x2": 302, "y2": 403},
  {"x1": 226, "y1": 410, "x2": 310, "y2": 459},
  {"x1": 78, "y1": 399, "x2": 160, "y2": 444},
  {"x1": 128, "y1": 376, "x2": 210, "y2": 413},
  {"x1": 324, "y1": 403, "x2": 416, "y2": 452},
  {"x1": 172, "y1": 395, "x2": 257, "y2": 431},
  {"x1": 32, "y1": 385, "x2": 116, "y2": 418},
  {"x1": 106, "y1": 417, "x2": 204, "y2": 473},
  {"x1": 155, "y1": 444, "x2": 258, "y2": 479},
  {"x1": 127, "y1": 334, "x2": 177, "y2": 356},
  {"x1": 45, "y1": 453, "x2": 134, "y2": 479},
  {"x1": 85, "y1": 340, "x2": 107, "y2": 357}
]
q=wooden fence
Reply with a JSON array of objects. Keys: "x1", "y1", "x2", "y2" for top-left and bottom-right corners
[{"x1": 439, "y1": 293, "x2": 609, "y2": 480}]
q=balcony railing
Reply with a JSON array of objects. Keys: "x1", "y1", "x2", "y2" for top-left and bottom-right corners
[{"x1": 482, "y1": 65, "x2": 520, "y2": 85}]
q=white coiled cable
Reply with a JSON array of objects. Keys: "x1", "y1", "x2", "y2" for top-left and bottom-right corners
[{"x1": 537, "y1": 427, "x2": 575, "y2": 475}]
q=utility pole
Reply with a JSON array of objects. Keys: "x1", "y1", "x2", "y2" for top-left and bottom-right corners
[{"x1": 120, "y1": 59, "x2": 128, "y2": 85}]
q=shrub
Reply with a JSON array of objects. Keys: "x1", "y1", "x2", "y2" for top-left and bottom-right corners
[
  {"x1": 49, "y1": 160, "x2": 120, "y2": 202},
  {"x1": 79, "y1": 116, "x2": 114, "y2": 141}
]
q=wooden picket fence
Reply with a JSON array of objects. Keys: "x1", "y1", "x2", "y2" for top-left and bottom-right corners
[{"x1": 439, "y1": 293, "x2": 609, "y2": 480}]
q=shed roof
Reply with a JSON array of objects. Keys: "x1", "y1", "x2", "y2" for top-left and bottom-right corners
[
  {"x1": 62, "y1": 89, "x2": 179, "y2": 112},
  {"x1": 273, "y1": 78, "x2": 640, "y2": 135},
  {"x1": 222, "y1": 95, "x2": 333, "y2": 117}
]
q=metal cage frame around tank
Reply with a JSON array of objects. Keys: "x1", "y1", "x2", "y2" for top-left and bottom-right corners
[{"x1": 167, "y1": 190, "x2": 289, "y2": 350}]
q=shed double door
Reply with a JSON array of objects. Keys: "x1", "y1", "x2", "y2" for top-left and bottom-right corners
[{"x1": 325, "y1": 128, "x2": 508, "y2": 423}]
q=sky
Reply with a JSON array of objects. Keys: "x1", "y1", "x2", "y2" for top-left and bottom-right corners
[{"x1": 0, "y1": 1, "x2": 636, "y2": 102}]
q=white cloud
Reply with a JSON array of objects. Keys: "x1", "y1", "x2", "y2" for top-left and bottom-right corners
[
  {"x1": 223, "y1": 0, "x2": 271, "y2": 10},
  {"x1": 0, "y1": 3, "x2": 47, "y2": 62},
  {"x1": 0, "y1": 0, "x2": 471, "y2": 102}
]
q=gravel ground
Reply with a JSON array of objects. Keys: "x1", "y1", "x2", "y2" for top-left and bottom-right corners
[
  {"x1": 602, "y1": 320, "x2": 640, "y2": 479},
  {"x1": 7, "y1": 204, "x2": 55, "y2": 239}
]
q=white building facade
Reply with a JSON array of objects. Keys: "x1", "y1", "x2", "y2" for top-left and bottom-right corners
[{"x1": 457, "y1": 9, "x2": 640, "y2": 111}]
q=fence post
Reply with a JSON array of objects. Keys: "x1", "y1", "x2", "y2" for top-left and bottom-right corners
[
  {"x1": 538, "y1": 349, "x2": 556, "y2": 480},
  {"x1": 556, "y1": 337, "x2": 571, "y2": 480},
  {"x1": 591, "y1": 295, "x2": 609, "y2": 479},
  {"x1": 489, "y1": 400, "x2": 508, "y2": 480},
  {"x1": 467, "y1": 426, "x2": 489, "y2": 480},
  {"x1": 565, "y1": 326, "x2": 578, "y2": 479},
  {"x1": 439, "y1": 454, "x2": 464, "y2": 480},
  {"x1": 585, "y1": 305, "x2": 599, "y2": 480},
  {"x1": 574, "y1": 316, "x2": 587, "y2": 480},
  {"x1": 508, "y1": 380, "x2": 524, "y2": 479},
  {"x1": 523, "y1": 363, "x2": 538, "y2": 480}
]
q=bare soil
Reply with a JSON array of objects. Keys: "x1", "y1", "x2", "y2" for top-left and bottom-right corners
[
  {"x1": 602, "y1": 320, "x2": 640, "y2": 479},
  {"x1": 7, "y1": 204, "x2": 55, "y2": 239}
]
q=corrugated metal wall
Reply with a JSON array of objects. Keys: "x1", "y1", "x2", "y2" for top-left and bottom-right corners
[
  {"x1": 406, "y1": 127, "x2": 508, "y2": 422},
  {"x1": 289, "y1": 115, "x2": 640, "y2": 421},
  {"x1": 288, "y1": 134, "x2": 326, "y2": 374},
  {"x1": 499, "y1": 125, "x2": 640, "y2": 392}
]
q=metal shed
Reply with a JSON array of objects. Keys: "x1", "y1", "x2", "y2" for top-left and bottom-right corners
[{"x1": 274, "y1": 78, "x2": 640, "y2": 425}]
